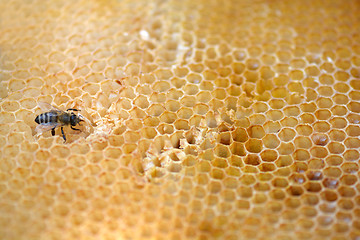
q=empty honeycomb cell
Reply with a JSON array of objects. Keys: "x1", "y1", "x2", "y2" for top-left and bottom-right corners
[
  {"x1": 296, "y1": 125, "x2": 313, "y2": 136},
  {"x1": 345, "y1": 125, "x2": 360, "y2": 137},
  {"x1": 9, "y1": 79, "x2": 26, "y2": 92},
  {"x1": 248, "y1": 114, "x2": 266, "y2": 125},
  {"x1": 171, "y1": 78, "x2": 186, "y2": 89},
  {"x1": 252, "y1": 102, "x2": 268, "y2": 113},
  {"x1": 159, "y1": 111, "x2": 177, "y2": 124},
  {"x1": 314, "y1": 109, "x2": 331, "y2": 120},
  {"x1": 305, "y1": 66, "x2": 321, "y2": 77},
  {"x1": 310, "y1": 146, "x2": 328, "y2": 158},
  {"x1": 311, "y1": 133, "x2": 329, "y2": 146},
  {"x1": 277, "y1": 142, "x2": 295, "y2": 155},
  {"x1": 331, "y1": 105, "x2": 347, "y2": 117},
  {"x1": 272, "y1": 87, "x2": 289, "y2": 98},
  {"x1": 0, "y1": 112, "x2": 15, "y2": 124},
  {"x1": 181, "y1": 96, "x2": 197, "y2": 108},
  {"x1": 289, "y1": 70, "x2": 304, "y2": 82},
  {"x1": 124, "y1": 131, "x2": 141, "y2": 143},
  {"x1": 300, "y1": 102, "x2": 316, "y2": 113},
  {"x1": 338, "y1": 199, "x2": 354, "y2": 211},
  {"x1": 260, "y1": 149, "x2": 278, "y2": 162},
  {"x1": 7, "y1": 132, "x2": 24, "y2": 145},
  {"x1": 275, "y1": 156, "x2": 293, "y2": 168},
  {"x1": 174, "y1": 119, "x2": 189, "y2": 130},
  {"x1": 258, "y1": 163, "x2": 276, "y2": 172},
  {"x1": 196, "y1": 92, "x2": 213, "y2": 105},
  {"x1": 341, "y1": 162, "x2": 359, "y2": 174},
  {"x1": 278, "y1": 128, "x2": 296, "y2": 142},
  {"x1": 1, "y1": 100, "x2": 20, "y2": 112},
  {"x1": 327, "y1": 142, "x2": 345, "y2": 154},
  {"x1": 246, "y1": 125, "x2": 265, "y2": 139},
  {"x1": 322, "y1": 177, "x2": 339, "y2": 189},
  {"x1": 347, "y1": 101, "x2": 360, "y2": 113},
  {"x1": 163, "y1": 100, "x2": 181, "y2": 113},
  {"x1": 317, "y1": 86, "x2": 334, "y2": 98},
  {"x1": 293, "y1": 149, "x2": 310, "y2": 161},
  {"x1": 262, "y1": 134, "x2": 280, "y2": 149},
  {"x1": 187, "y1": 74, "x2": 202, "y2": 85},
  {"x1": 152, "y1": 81, "x2": 171, "y2": 93},
  {"x1": 227, "y1": 86, "x2": 241, "y2": 98},
  {"x1": 340, "y1": 175, "x2": 357, "y2": 186},
  {"x1": 266, "y1": 110, "x2": 283, "y2": 121},
  {"x1": 324, "y1": 167, "x2": 342, "y2": 178},
  {"x1": 217, "y1": 132, "x2": 231, "y2": 146},
  {"x1": 335, "y1": 71, "x2": 350, "y2": 82},
  {"x1": 347, "y1": 113, "x2": 360, "y2": 125},
  {"x1": 299, "y1": 113, "x2": 315, "y2": 124},
  {"x1": 274, "y1": 64, "x2": 290, "y2": 74},
  {"x1": 272, "y1": 178, "x2": 289, "y2": 188},
  {"x1": 280, "y1": 117, "x2": 298, "y2": 128},
  {"x1": 344, "y1": 137, "x2": 360, "y2": 149},
  {"x1": 177, "y1": 107, "x2": 193, "y2": 120},
  {"x1": 244, "y1": 154, "x2": 260, "y2": 166},
  {"x1": 245, "y1": 139, "x2": 262, "y2": 153},
  {"x1": 333, "y1": 82, "x2": 350, "y2": 94},
  {"x1": 264, "y1": 121, "x2": 281, "y2": 133}
]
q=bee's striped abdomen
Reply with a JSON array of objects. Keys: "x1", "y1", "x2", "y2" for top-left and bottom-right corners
[{"x1": 35, "y1": 112, "x2": 58, "y2": 124}]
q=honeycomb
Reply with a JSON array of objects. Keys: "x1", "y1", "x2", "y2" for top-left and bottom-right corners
[{"x1": 0, "y1": 0, "x2": 360, "y2": 239}]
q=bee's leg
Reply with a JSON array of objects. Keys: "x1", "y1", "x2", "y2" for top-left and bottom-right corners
[
  {"x1": 61, "y1": 127, "x2": 66, "y2": 142},
  {"x1": 71, "y1": 126, "x2": 81, "y2": 131},
  {"x1": 51, "y1": 128, "x2": 55, "y2": 136},
  {"x1": 78, "y1": 119, "x2": 84, "y2": 126},
  {"x1": 66, "y1": 108, "x2": 80, "y2": 111}
]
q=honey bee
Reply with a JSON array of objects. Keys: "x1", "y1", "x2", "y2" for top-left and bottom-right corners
[{"x1": 35, "y1": 102, "x2": 84, "y2": 142}]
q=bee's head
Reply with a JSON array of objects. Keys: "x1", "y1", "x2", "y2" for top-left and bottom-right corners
[{"x1": 70, "y1": 113, "x2": 83, "y2": 126}]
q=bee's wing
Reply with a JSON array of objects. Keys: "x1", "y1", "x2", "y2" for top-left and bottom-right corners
[
  {"x1": 38, "y1": 102, "x2": 64, "y2": 113},
  {"x1": 35, "y1": 122, "x2": 63, "y2": 135}
]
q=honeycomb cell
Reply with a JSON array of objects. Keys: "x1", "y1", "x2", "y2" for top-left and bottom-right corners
[
  {"x1": 246, "y1": 125, "x2": 265, "y2": 139},
  {"x1": 278, "y1": 128, "x2": 296, "y2": 142},
  {"x1": 245, "y1": 139, "x2": 263, "y2": 153}
]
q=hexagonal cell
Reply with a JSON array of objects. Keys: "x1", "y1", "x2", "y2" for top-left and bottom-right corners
[
  {"x1": 341, "y1": 162, "x2": 359, "y2": 174},
  {"x1": 296, "y1": 124, "x2": 313, "y2": 136},
  {"x1": 280, "y1": 117, "x2": 298, "y2": 127},
  {"x1": 245, "y1": 139, "x2": 263, "y2": 153},
  {"x1": 311, "y1": 133, "x2": 329, "y2": 146},
  {"x1": 331, "y1": 105, "x2": 348, "y2": 116},
  {"x1": 293, "y1": 149, "x2": 310, "y2": 161},
  {"x1": 260, "y1": 149, "x2": 278, "y2": 162},
  {"x1": 299, "y1": 113, "x2": 315, "y2": 124},
  {"x1": 322, "y1": 178, "x2": 339, "y2": 189},
  {"x1": 278, "y1": 128, "x2": 296, "y2": 142},
  {"x1": 294, "y1": 136, "x2": 312, "y2": 149},
  {"x1": 246, "y1": 125, "x2": 265, "y2": 139},
  {"x1": 275, "y1": 155, "x2": 293, "y2": 168},
  {"x1": 346, "y1": 125, "x2": 360, "y2": 137},
  {"x1": 262, "y1": 134, "x2": 280, "y2": 149},
  {"x1": 313, "y1": 121, "x2": 331, "y2": 133},
  {"x1": 263, "y1": 121, "x2": 281, "y2": 133},
  {"x1": 277, "y1": 142, "x2": 294, "y2": 155},
  {"x1": 340, "y1": 175, "x2": 357, "y2": 186},
  {"x1": 258, "y1": 163, "x2": 276, "y2": 172},
  {"x1": 231, "y1": 128, "x2": 248, "y2": 142},
  {"x1": 230, "y1": 142, "x2": 246, "y2": 157},
  {"x1": 271, "y1": 177, "x2": 289, "y2": 188},
  {"x1": 343, "y1": 150, "x2": 360, "y2": 161}
]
